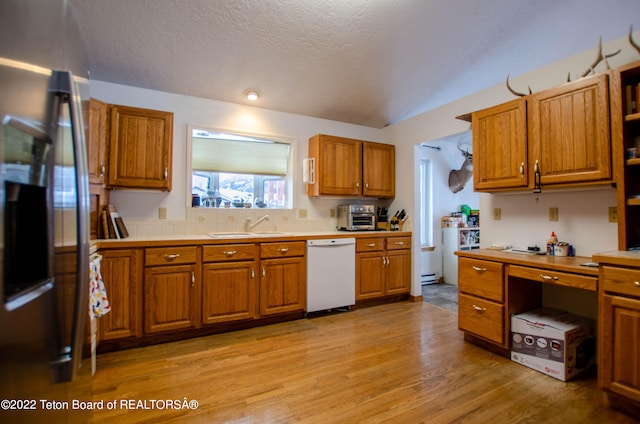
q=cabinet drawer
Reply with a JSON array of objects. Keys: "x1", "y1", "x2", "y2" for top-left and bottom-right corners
[
  {"x1": 145, "y1": 246, "x2": 197, "y2": 266},
  {"x1": 458, "y1": 258, "x2": 504, "y2": 302},
  {"x1": 356, "y1": 238, "x2": 384, "y2": 252},
  {"x1": 458, "y1": 293, "x2": 504, "y2": 345},
  {"x1": 203, "y1": 244, "x2": 258, "y2": 262},
  {"x1": 386, "y1": 237, "x2": 411, "y2": 250},
  {"x1": 509, "y1": 265, "x2": 597, "y2": 292},
  {"x1": 260, "y1": 241, "x2": 305, "y2": 258},
  {"x1": 601, "y1": 266, "x2": 640, "y2": 298}
]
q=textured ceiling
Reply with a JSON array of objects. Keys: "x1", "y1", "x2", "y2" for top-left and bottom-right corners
[{"x1": 69, "y1": 0, "x2": 640, "y2": 128}]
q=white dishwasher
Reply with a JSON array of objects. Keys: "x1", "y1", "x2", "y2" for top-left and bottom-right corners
[{"x1": 306, "y1": 238, "x2": 356, "y2": 313}]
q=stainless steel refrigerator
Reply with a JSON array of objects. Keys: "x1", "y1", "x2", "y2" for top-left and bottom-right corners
[{"x1": 0, "y1": 0, "x2": 91, "y2": 422}]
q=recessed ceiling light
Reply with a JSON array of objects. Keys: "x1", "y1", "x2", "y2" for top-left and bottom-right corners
[{"x1": 244, "y1": 90, "x2": 260, "y2": 101}]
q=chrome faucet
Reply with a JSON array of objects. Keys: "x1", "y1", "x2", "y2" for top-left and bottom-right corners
[{"x1": 246, "y1": 214, "x2": 270, "y2": 232}]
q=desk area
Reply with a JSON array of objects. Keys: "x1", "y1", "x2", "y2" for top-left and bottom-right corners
[
  {"x1": 455, "y1": 249, "x2": 640, "y2": 417},
  {"x1": 454, "y1": 249, "x2": 597, "y2": 355}
]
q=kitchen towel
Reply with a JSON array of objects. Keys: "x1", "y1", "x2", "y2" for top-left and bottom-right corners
[{"x1": 89, "y1": 254, "x2": 111, "y2": 319}]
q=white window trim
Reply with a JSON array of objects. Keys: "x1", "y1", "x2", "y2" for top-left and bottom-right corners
[{"x1": 185, "y1": 125, "x2": 297, "y2": 210}]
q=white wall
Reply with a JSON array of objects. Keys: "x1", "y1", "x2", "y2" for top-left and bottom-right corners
[
  {"x1": 90, "y1": 82, "x2": 385, "y2": 234},
  {"x1": 383, "y1": 32, "x2": 640, "y2": 300}
]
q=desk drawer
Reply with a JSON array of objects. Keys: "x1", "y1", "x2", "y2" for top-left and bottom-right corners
[
  {"x1": 509, "y1": 265, "x2": 597, "y2": 292},
  {"x1": 458, "y1": 293, "x2": 504, "y2": 345},
  {"x1": 601, "y1": 266, "x2": 640, "y2": 298},
  {"x1": 145, "y1": 246, "x2": 197, "y2": 266},
  {"x1": 458, "y1": 258, "x2": 504, "y2": 302}
]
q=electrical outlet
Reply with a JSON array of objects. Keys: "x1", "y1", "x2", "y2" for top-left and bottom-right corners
[
  {"x1": 493, "y1": 208, "x2": 501, "y2": 220},
  {"x1": 298, "y1": 208, "x2": 307, "y2": 219},
  {"x1": 158, "y1": 207, "x2": 167, "y2": 220},
  {"x1": 329, "y1": 208, "x2": 335, "y2": 218},
  {"x1": 549, "y1": 207, "x2": 559, "y2": 222},
  {"x1": 608, "y1": 206, "x2": 618, "y2": 223}
]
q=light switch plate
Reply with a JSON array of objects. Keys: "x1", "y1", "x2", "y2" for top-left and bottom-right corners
[
  {"x1": 608, "y1": 206, "x2": 618, "y2": 223},
  {"x1": 549, "y1": 207, "x2": 558, "y2": 222},
  {"x1": 493, "y1": 208, "x2": 501, "y2": 220},
  {"x1": 158, "y1": 207, "x2": 167, "y2": 220}
]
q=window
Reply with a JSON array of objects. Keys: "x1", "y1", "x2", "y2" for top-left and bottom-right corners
[{"x1": 190, "y1": 128, "x2": 293, "y2": 209}]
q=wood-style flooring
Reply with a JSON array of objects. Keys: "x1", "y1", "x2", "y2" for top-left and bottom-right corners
[{"x1": 85, "y1": 301, "x2": 638, "y2": 423}]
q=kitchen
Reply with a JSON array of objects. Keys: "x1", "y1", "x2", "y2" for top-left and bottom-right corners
[{"x1": 3, "y1": 0, "x2": 640, "y2": 422}]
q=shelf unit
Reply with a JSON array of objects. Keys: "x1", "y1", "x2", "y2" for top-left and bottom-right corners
[
  {"x1": 611, "y1": 60, "x2": 640, "y2": 250},
  {"x1": 442, "y1": 227, "x2": 480, "y2": 285}
]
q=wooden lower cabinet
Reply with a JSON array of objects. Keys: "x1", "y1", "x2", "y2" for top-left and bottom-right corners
[
  {"x1": 356, "y1": 236, "x2": 411, "y2": 300},
  {"x1": 99, "y1": 249, "x2": 143, "y2": 340},
  {"x1": 598, "y1": 264, "x2": 640, "y2": 411},
  {"x1": 457, "y1": 257, "x2": 506, "y2": 347},
  {"x1": 259, "y1": 241, "x2": 306, "y2": 315},
  {"x1": 143, "y1": 247, "x2": 200, "y2": 333},
  {"x1": 201, "y1": 244, "x2": 259, "y2": 324}
]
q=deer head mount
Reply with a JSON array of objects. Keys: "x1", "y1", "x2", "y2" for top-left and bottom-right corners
[
  {"x1": 448, "y1": 138, "x2": 473, "y2": 193},
  {"x1": 504, "y1": 26, "x2": 640, "y2": 98}
]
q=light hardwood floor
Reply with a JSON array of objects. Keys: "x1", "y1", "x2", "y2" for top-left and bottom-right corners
[{"x1": 85, "y1": 302, "x2": 637, "y2": 423}]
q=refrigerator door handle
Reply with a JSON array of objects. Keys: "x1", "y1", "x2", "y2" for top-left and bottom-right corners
[{"x1": 50, "y1": 70, "x2": 90, "y2": 382}]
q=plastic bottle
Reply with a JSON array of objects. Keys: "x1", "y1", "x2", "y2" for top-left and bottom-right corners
[{"x1": 546, "y1": 231, "x2": 557, "y2": 255}]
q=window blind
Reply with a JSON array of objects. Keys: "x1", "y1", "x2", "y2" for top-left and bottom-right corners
[{"x1": 192, "y1": 136, "x2": 290, "y2": 176}]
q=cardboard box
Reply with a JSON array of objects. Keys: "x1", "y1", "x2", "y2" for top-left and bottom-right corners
[{"x1": 510, "y1": 308, "x2": 596, "y2": 381}]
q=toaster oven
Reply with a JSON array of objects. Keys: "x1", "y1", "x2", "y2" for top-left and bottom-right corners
[{"x1": 336, "y1": 205, "x2": 376, "y2": 231}]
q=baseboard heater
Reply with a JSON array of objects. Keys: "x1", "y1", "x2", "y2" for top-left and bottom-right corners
[{"x1": 421, "y1": 273, "x2": 436, "y2": 285}]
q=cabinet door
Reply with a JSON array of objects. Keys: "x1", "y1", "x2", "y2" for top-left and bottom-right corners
[
  {"x1": 529, "y1": 73, "x2": 611, "y2": 185},
  {"x1": 600, "y1": 293, "x2": 640, "y2": 403},
  {"x1": 472, "y1": 98, "x2": 528, "y2": 191},
  {"x1": 356, "y1": 252, "x2": 385, "y2": 300},
  {"x1": 386, "y1": 249, "x2": 410, "y2": 295},
  {"x1": 308, "y1": 134, "x2": 362, "y2": 196},
  {"x1": 363, "y1": 141, "x2": 395, "y2": 198},
  {"x1": 202, "y1": 261, "x2": 257, "y2": 324},
  {"x1": 87, "y1": 98, "x2": 108, "y2": 185},
  {"x1": 108, "y1": 105, "x2": 173, "y2": 191},
  {"x1": 259, "y1": 257, "x2": 305, "y2": 315},
  {"x1": 99, "y1": 249, "x2": 143, "y2": 340},
  {"x1": 144, "y1": 265, "x2": 199, "y2": 333}
]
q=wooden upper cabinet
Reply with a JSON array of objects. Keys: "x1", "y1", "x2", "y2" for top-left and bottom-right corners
[
  {"x1": 363, "y1": 141, "x2": 395, "y2": 197},
  {"x1": 87, "y1": 98, "x2": 108, "y2": 185},
  {"x1": 108, "y1": 105, "x2": 173, "y2": 191},
  {"x1": 308, "y1": 134, "x2": 362, "y2": 196},
  {"x1": 471, "y1": 73, "x2": 612, "y2": 192},
  {"x1": 528, "y1": 73, "x2": 611, "y2": 185},
  {"x1": 307, "y1": 134, "x2": 395, "y2": 198},
  {"x1": 472, "y1": 98, "x2": 528, "y2": 191}
]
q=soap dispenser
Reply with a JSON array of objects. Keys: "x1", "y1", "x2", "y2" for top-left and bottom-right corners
[{"x1": 546, "y1": 231, "x2": 557, "y2": 255}]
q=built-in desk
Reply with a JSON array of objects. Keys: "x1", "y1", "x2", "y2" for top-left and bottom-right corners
[{"x1": 454, "y1": 249, "x2": 598, "y2": 355}]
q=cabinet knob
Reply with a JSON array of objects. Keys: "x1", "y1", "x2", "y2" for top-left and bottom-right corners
[
  {"x1": 395, "y1": 241, "x2": 405, "y2": 245},
  {"x1": 519, "y1": 162, "x2": 524, "y2": 176},
  {"x1": 223, "y1": 250, "x2": 237, "y2": 257},
  {"x1": 191, "y1": 272, "x2": 195, "y2": 287},
  {"x1": 278, "y1": 247, "x2": 289, "y2": 254},
  {"x1": 164, "y1": 167, "x2": 168, "y2": 180},
  {"x1": 355, "y1": 181, "x2": 360, "y2": 188},
  {"x1": 634, "y1": 281, "x2": 640, "y2": 287},
  {"x1": 163, "y1": 253, "x2": 180, "y2": 261},
  {"x1": 472, "y1": 304, "x2": 486, "y2": 313},
  {"x1": 471, "y1": 266, "x2": 486, "y2": 273},
  {"x1": 366, "y1": 243, "x2": 376, "y2": 247},
  {"x1": 100, "y1": 164, "x2": 105, "y2": 177},
  {"x1": 539, "y1": 274, "x2": 559, "y2": 281},
  {"x1": 534, "y1": 159, "x2": 539, "y2": 173}
]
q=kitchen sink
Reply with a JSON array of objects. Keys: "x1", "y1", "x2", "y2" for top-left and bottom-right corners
[
  {"x1": 208, "y1": 232, "x2": 254, "y2": 238},
  {"x1": 208, "y1": 231, "x2": 291, "y2": 238}
]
